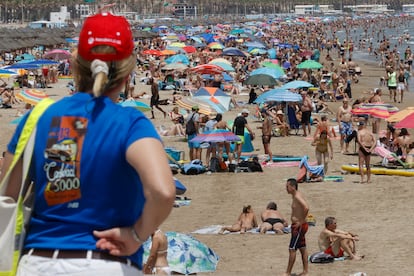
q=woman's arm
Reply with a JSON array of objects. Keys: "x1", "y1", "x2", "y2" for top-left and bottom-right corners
[
  {"x1": 94, "y1": 138, "x2": 175, "y2": 256},
  {"x1": 143, "y1": 235, "x2": 160, "y2": 274}
]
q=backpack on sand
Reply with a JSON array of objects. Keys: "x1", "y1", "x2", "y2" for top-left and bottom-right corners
[{"x1": 309, "y1": 251, "x2": 334, "y2": 263}]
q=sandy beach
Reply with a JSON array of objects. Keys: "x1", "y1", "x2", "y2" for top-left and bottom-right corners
[{"x1": 1, "y1": 49, "x2": 414, "y2": 275}]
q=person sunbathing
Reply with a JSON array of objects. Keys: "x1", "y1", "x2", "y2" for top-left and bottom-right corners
[
  {"x1": 219, "y1": 205, "x2": 258, "y2": 234},
  {"x1": 259, "y1": 201, "x2": 288, "y2": 234},
  {"x1": 318, "y1": 217, "x2": 363, "y2": 260}
]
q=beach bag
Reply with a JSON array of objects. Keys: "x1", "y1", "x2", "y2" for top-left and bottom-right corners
[
  {"x1": 309, "y1": 251, "x2": 334, "y2": 264},
  {"x1": 209, "y1": 157, "x2": 220, "y2": 172},
  {"x1": 182, "y1": 159, "x2": 205, "y2": 175},
  {"x1": 185, "y1": 113, "x2": 197, "y2": 135},
  {"x1": 0, "y1": 98, "x2": 54, "y2": 276}
]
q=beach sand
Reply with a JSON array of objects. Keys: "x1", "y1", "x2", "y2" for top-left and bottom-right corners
[{"x1": 1, "y1": 57, "x2": 413, "y2": 275}]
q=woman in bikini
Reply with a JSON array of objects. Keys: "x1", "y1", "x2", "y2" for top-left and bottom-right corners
[
  {"x1": 312, "y1": 130, "x2": 333, "y2": 174},
  {"x1": 143, "y1": 229, "x2": 170, "y2": 275},
  {"x1": 219, "y1": 205, "x2": 258, "y2": 234}
]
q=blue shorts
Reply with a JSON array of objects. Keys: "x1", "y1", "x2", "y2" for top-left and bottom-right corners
[
  {"x1": 187, "y1": 134, "x2": 200, "y2": 149},
  {"x1": 340, "y1": 121, "x2": 353, "y2": 136}
]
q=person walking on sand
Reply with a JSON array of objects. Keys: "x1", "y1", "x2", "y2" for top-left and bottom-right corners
[
  {"x1": 149, "y1": 77, "x2": 166, "y2": 119},
  {"x1": 337, "y1": 99, "x2": 353, "y2": 154},
  {"x1": 257, "y1": 108, "x2": 273, "y2": 162},
  {"x1": 283, "y1": 178, "x2": 310, "y2": 276},
  {"x1": 232, "y1": 109, "x2": 255, "y2": 164},
  {"x1": 1, "y1": 12, "x2": 175, "y2": 275},
  {"x1": 259, "y1": 201, "x2": 288, "y2": 234},
  {"x1": 357, "y1": 121, "x2": 376, "y2": 183},
  {"x1": 318, "y1": 217, "x2": 363, "y2": 261},
  {"x1": 300, "y1": 91, "x2": 313, "y2": 137},
  {"x1": 219, "y1": 205, "x2": 258, "y2": 234},
  {"x1": 311, "y1": 130, "x2": 333, "y2": 174}
]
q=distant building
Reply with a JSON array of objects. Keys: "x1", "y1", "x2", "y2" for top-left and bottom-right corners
[
  {"x1": 402, "y1": 4, "x2": 414, "y2": 15},
  {"x1": 294, "y1": 5, "x2": 322, "y2": 15},
  {"x1": 344, "y1": 4, "x2": 393, "y2": 13},
  {"x1": 172, "y1": 0, "x2": 197, "y2": 17},
  {"x1": 50, "y1": 6, "x2": 71, "y2": 24}
]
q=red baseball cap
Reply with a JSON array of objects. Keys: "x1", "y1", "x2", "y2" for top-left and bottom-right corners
[{"x1": 78, "y1": 13, "x2": 134, "y2": 61}]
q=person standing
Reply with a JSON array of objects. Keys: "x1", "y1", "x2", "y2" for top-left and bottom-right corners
[
  {"x1": 311, "y1": 130, "x2": 333, "y2": 174},
  {"x1": 186, "y1": 106, "x2": 201, "y2": 161},
  {"x1": 283, "y1": 178, "x2": 310, "y2": 276},
  {"x1": 336, "y1": 99, "x2": 353, "y2": 154},
  {"x1": 258, "y1": 109, "x2": 273, "y2": 162},
  {"x1": 386, "y1": 66, "x2": 397, "y2": 103},
  {"x1": 232, "y1": 109, "x2": 255, "y2": 164},
  {"x1": 150, "y1": 77, "x2": 167, "y2": 119},
  {"x1": 300, "y1": 91, "x2": 313, "y2": 137},
  {"x1": 1, "y1": 13, "x2": 175, "y2": 275},
  {"x1": 356, "y1": 121, "x2": 376, "y2": 183}
]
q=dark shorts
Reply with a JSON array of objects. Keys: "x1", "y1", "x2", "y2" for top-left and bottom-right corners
[
  {"x1": 359, "y1": 146, "x2": 371, "y2": 156},
  {"x1": 150, "y1": 96, "x2": 159, "y2": 107},
  {"x1": 301, "y1": 111, "x2": 311, "y2": 124},
  {"x1": 289, "y1": 222, "x2": 308, "y2": 250},
  {"x1": 388, "y1": 86, "x2": 397, "y2": 90},
  {"x1": 262, "y1": 135, "x2": 271, "y2": 144}
]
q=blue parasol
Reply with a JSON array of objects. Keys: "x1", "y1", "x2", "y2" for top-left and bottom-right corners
[{"x1": 143, "y1": 232, "x2": 219, "y2": 274}]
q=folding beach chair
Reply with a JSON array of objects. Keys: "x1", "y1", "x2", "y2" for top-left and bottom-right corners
[
  {"x1": 374, "y1": 146, "x2": 413, "y2": 168},
  {"x1": 165, "y1": 147, "x2": 185, "y2": 173}
]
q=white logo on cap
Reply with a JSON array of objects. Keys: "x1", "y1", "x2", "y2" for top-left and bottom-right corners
[{"x1": 88, "y1": 37, "x2": 94, "y2": 45}]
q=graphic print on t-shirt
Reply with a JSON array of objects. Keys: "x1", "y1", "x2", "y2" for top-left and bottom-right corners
[{"x1": 43, "y1": 116, "x2": 87, "y2": 206}]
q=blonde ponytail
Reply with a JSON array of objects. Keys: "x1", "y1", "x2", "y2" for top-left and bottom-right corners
[{"x1": 90, "y1": 59, "x2": 109, "y2": 98}]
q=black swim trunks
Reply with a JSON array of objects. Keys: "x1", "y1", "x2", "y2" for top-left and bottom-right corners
[
  {"x1": 264, "y1": 218, "x2": 284, "y2": 226},
  {"x1": 359, "y1": 146, "x2": 371, "y2": 156}
]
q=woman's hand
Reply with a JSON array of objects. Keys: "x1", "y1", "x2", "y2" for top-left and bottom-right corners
[{"x1": 93, "y1": 227, "x2": 142, "y2": 256}]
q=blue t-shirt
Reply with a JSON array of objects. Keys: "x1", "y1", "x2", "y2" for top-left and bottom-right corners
[{"x1": 8, "y1": 93, "x2": 160, "y2": 268}]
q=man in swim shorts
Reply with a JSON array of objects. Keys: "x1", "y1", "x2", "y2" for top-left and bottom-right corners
[
  {"x1": 283, "y1": 178, "x2": 310, "y2": 276},
  {"x1": 259, "y1": 201, "x2": 288, "y2": 234},
  {"x1": 336, "y1": 99, "x2": 353, "y2": 154},
  {"x1": 356, "y1": 121, "x2": 376, "y2": 183},
  {"x1": 318, "y1": 217, "x2": 363, "y2": 260}
]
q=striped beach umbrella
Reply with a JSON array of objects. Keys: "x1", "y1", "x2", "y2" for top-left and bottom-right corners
[{"x1": 16, "y1": 89, "x2": 48, "y2": 105}]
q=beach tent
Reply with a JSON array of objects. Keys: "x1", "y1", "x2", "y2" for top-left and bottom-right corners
[
  {"x1": 175, "y1": 98, "x2": 216, "y2": 116},
  {"x1": 193, "y1": 87, "x2": 231, "y2": 113}
]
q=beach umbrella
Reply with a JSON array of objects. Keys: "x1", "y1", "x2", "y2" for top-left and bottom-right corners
[
  {"x1": 212, "y1": 62, "x2": 235, "y2": 72},
  {"x1": 182, "y1": 45, "x2": 197, "y2": 53},
  {"x1": 26, "y1": 59, "x2": 59, "y2": 66},
  {"x1": 141, "y1": 49, "x2": 162, "y2": 56},
  {"x1": 282, "y1": 80, "x2": 314, "y2": 90},
  {"x1": 297, "y1": 60, "x2": 323, "y2": 69},
  {"x1": 255, "y1": 88, "x2": 302, "y2": 103},
  {"x1": 394, "y1": 113, "x2": 414, "y2": 129},
  {"x1": 0, "y1": 68, "x2": 18, "y2": 77},
  {"x1": 209, "y1": 58, "x2": 232, "y2": 65},
  {"x1": 16, "y1": 89, "x2": 48, "y2": 105},
  {"x1": 175, "y1": 98, "x2": 216, "y2": 116},
  {"x1": 4, "y1": 63, "x2": 40, "y2": 70},
  {"x1": 165, "y1": 54, "x2": 190, "y2": 65},
  {"x1": 170, "y1": 42, "x2": 186, "y2": 48},
  {"x1": 15, "y1": 53, "x2": 35, "y2": 62},
  {"x1": 162, "y1": 62, "x2": 188, "y2": 71},
  {"x1": 202, "y1": 72, "x2": 233, "y2": 82},
  {"x1": 174, "y1": 177, "x2": 187, "y2": 195},
  {"x1": 143, "y1": 231, "x2": 219, "y2": 275},
  {"x1": 250, "y1": 67, "x2": 284, "y2": 79},
  {"x1": 222, "y1": 47, "x2": 246, "y2": 57},
  {"x1": 119, "y1": 99, "x2": 151, "y2": 112},
  {"x1": 160, "y1": 49, "x2": 177, "y2": 56},
  {"x1": 351, "y1": 103, "x2": 399, "y2": 119},
  {"x1": 244, "y1": 41, "x2": 266, "y2": 49},
  {"x1": 261, "y1": 61, "x2": 285, "y2": 73},
  {"x1": 43, "y1": 49, "x2": 71, "y2": 60},
  {"x1": 249, "y1": 48, "x2": 268, "y2": 55},
  {"x1": 207, "y1": 42, "x2": 225, "y2": 49},
  {"x1": 190, "y1": 64, "x2": 224, "y2": 75},
  {"x1": 245, "y1": 74, "x2": 278, "y2": 86},
  {"x1": 193, "y1": 87, "x2": 231, "y2": 113},
  {"x1": 190, "y1": 129, "x2": 241, "y2": 143},
  {"x1": 386, "y1": 107, "x2": 414, "y2": 123},
  {"x1": 190, "y1": 36, "x2": 203, "y2": 43}
]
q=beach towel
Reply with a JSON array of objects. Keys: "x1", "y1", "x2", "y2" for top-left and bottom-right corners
[
  {"x1": 192, "y1": 225, "x2": 290, "y2": 235},
  {"x1": 263, "y1": 161, "x2": 317, "y2": 168},
  {"x1": 174, "y1": 197, "x2": 191, "y2": 207}
]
